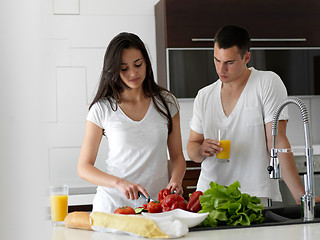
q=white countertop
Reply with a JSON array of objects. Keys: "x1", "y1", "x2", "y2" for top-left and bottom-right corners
[{"x1": 49, "y1": 221, "x2": 320, "y2": 240}]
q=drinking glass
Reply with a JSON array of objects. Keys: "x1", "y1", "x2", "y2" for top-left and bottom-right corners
[
  {"x1": 50, "y1": 185, "x2": 68, "y2": 225},
  {"x1": 214, "y1": 128, "x2": 231, "y2": 162}
]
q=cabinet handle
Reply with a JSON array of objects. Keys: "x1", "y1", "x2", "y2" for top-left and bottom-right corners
[
  {"x1": 252, "y1": 38, "x2": 307, "y2": 42},
  {"x1": 192, "y1": 38, "x2": 307, "y2": 42},
  {"x1": 191, "y1": 38, "x2": 214, "y2": 42}
]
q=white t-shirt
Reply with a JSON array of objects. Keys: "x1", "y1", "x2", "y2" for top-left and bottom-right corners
[
  {"x1": 190, "y1": 67, "x2": 289, "y2": 201},
  {"x1": 87, "y1": 92, "x2": 179, "y2": 213}
]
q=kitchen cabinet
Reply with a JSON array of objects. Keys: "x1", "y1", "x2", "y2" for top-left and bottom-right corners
[
  {"x1": 155, "y1": 0, "x2": 320, "y2": 48},
  {"x1": 182, "y1": 161, "x2": 201, "y2": 199},
  {"x1": 155, "y1": 0, "x2": 320, "y2": 88}
]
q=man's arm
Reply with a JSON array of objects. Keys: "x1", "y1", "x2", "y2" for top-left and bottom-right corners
[
  {"x1": 265, "y1": 120, "x2": 305, "y2": 203},
  {"x1": 187, "y1": 129, "x2": 222, "y2": 163}
]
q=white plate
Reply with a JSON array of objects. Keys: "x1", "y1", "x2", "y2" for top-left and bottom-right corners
[{"x1": 141, "y1": 209, "x2": 209, "y2": 228}]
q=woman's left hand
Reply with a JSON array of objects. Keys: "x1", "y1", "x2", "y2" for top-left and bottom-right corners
[{"x1": 166, "y1": 180, "x2": 183, "y2": 196}]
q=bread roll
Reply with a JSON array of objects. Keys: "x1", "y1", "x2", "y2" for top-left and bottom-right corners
[{"x1": 64, "y1": 211, "x2": 92, "y2": 230}]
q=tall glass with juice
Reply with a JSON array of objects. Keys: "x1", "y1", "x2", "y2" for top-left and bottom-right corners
[
  {"x1": 50, "y1": 185, "x2": 68, "y2": 225},
  {"x1": 214, "y1": 128, "x2": 231, "y2": 162},
  {"x1": 216, "y1": 140, "x2": 231, "y2": 159}
]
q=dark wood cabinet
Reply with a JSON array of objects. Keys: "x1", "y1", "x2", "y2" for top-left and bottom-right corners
[
  {"x1": 156, "y1": 0, "x2": 320, "y2": 48},
  {"x1": 155, "y1": 0, "x2": 320, "y2": 88},
  {"x1": 182, "y1": 161, "x2": 201, "y2": 200}
]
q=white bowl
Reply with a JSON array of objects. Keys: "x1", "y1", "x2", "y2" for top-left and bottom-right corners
[{"x1": 142, "y1": 209, "x2": 209, "y2": 228}]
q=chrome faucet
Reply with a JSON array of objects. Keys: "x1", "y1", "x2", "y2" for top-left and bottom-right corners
[{"x1": 267, "y1": 97, "x2": 315, "y2": 222}]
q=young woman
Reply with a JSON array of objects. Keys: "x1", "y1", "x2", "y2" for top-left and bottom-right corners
[{"x1": 77, "y1": 32, "x2": 186, "y2": 213}]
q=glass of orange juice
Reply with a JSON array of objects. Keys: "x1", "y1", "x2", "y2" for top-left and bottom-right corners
[
  {"x1": 50, "y1": 185, "x2": 68, "y2": 225},
  {"x1": 214, "y1": 128, "x2": 231, "y2": 162}
]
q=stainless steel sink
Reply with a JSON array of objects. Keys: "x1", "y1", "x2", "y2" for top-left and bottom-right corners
[
  {"x1": 190, "y1": 204, "x2": 320, "y2": 231},
  {"x1": 263, "y1": 204, "x2": 320, "y2": 224}
]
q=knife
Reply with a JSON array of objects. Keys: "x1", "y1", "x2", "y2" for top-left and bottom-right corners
[{"x1": 138, "y1": 192, "x2": 153, "y2": 203}]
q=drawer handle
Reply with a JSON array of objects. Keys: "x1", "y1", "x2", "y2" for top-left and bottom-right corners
[
  {"x1": 186, "y1": 167, "x2": 201, "y2": 170},
  {"x1": 192, "y1": 38, "x2": 307, "y2": 42}
]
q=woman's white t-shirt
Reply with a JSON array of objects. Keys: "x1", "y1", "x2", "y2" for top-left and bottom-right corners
[
  {"x1": 87, "y1": 92, "x2": 179, "y2": 213},
  {"x1": 190, "y1": 68, "x2": 289, "y2": 201}
]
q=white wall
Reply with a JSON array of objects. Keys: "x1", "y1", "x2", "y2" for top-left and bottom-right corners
[
  {"x1": 1, "y1": 1, "x2": 47, "y2": 239},
  {"x1": 45, "y1": 0, "x2": 320, "y2": 189}
]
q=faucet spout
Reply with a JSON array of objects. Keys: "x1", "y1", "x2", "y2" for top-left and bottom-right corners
[{"x1": 267, "y1": 97, "x2": 315, "y2": 222}]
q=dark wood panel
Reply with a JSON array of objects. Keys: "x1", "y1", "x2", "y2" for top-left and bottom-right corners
[
  {"x1": 68, "y1": 205, "x2": 92, "y2": 213},
  {"x1": 156, "y1": 0, "x2": 320, "y2": 48},
  {"x1": 184, "y1": 169, "x2": 201, "y2": 179},
  {"x1": 155, "y1": 0, "x2": 167, "y2": 88},
  {"x1": 182, "y1": 179, "x2": 198, "y2": 188},
  {"x1": 182, "y1": 161, "x2": 201, "y2": 199},
  {"x1": 186, "y1": 161, "x2": 201, "y2": 168}
]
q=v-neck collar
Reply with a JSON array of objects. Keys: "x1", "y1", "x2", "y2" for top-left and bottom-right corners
[
  {"x1": 218, "y1": 69, "x2": 252, "y2": 119},
  {"x1": 118, "y1": 99, "x2": 153, "y2": 123}
]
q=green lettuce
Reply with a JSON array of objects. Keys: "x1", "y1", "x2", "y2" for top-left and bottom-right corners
[{"x1": 199, "y1": 181, "x2": 265, "y2": 227}]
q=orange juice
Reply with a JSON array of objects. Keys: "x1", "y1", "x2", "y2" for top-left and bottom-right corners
[
  {"x1": 50, "y1": 195, "x2": 68, "y2": 222},
  {"x1": 216, "y1": 140, "x2": 231, "y2": 160}
]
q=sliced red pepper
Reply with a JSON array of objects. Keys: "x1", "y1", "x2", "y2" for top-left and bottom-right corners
[
  {"x1": 186, "y1": 191, "x2": 203, "y2": 213},
  {"x1": 161, "y1": 194, "x2": 187, "y2": 212}
]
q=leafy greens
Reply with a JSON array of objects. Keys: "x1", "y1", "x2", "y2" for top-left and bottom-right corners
[{"x1": 198, "y1": 181, "x2": 265, "y2": 227}]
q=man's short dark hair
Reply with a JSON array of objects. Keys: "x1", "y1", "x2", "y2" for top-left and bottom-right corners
[{"x1": 214, "y1": 25, "x2": 251, "y2": 58}]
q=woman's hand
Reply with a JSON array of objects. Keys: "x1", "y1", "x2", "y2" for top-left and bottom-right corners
[
  {"x1": 199, "y1": 138, "x2": 222, "y2": 158},
  {"x1": 116, "y1": 179, "x2": 149, "y2": 200},
  {"x1": 166, "y1": 180, "x2": 183, "y2": 196}
]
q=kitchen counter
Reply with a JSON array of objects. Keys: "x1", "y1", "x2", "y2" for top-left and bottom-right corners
[{"x1": 49, "y1": 221, "x2": 320, "y2": 240}]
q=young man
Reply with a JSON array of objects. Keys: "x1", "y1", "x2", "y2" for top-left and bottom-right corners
[{"x1": 187, "y1": 25, "x2": 319, "y2": 204}]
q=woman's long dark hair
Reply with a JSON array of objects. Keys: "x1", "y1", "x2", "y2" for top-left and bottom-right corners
[{"x1": 89, "y1": 32, "x2": 175, "y2": 134}]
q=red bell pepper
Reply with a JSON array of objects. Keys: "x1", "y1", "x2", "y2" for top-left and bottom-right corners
[
  {"x1": 186, "y1": 191, "x2": 203, "y2": 213},
  {"x1": 158, "y1": 188, "x2": 172, "y2": 201},
  {"x1": 147, "y1": 201, "x2": 162, "y2": 213},
  {"x1": 161, "y1": 194, "x2": 187, "y2": 212}
]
